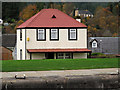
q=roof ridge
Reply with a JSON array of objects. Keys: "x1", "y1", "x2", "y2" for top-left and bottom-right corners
[{"x1": 26, "y1": 9, "x2": 46, "y2": 27}]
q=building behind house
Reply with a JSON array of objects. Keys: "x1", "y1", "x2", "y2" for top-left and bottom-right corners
[
  {"x1": 75, "y1": 9, "x2": 93, "y2": 18},
  {"x1": 88, "y1": 37, "x2": 119, "y2": 54},
  {"x1": 2, "y1": 34, "x2": 17, "y2": 59},
  {"x1": 0, "y1": 46, "x2": 13, "y2": 60}
]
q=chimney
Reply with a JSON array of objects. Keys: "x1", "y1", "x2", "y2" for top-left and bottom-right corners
[
  {"x1": 75, "y1": 8, "x2": 79, "y2": 16},
  {"x1": 76, "y1": 19, "x2": 81, "y2": 23}
]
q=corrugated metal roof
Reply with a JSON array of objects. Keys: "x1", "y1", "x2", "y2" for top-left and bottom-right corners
[{"x1": 17, "y1": 9, "x2": 87, "y2": 29}]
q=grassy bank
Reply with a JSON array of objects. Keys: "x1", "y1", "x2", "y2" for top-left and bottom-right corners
[{"x1": 2, "y1": 58, "x2": 118, "y2": 72}]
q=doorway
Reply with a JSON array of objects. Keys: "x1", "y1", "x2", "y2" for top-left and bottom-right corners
[{"x1": 45, "y1": 53, "x2": 54, "y2": 59}]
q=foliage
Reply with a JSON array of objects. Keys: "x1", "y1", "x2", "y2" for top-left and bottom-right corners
[
  {"x1": 87, "y1": 5, "x2": 119, "y2": 37},
  {"x1": 14, "y1": 20, "x2": 24, "y2": 31},
  {"x1": 91, "y1": 53, "x2": 116, "y2": 58},
  {"x1": 62, "y1": 3, "x2": 75, "y2": 15},
  {"x1": 2, "y1": 2, "x2": 28, "y2": 21},
  {"x1": 2, "y1": 58, "x2": 118, "y2": 72},
  {"x1": 91, "y1": 53, "x2": 105, "y2": 56},
  {"x1": 3, "y1": 25, "x2": 15, "y2": 34},
  {"x1": 19, "y1": 4, "x2": 38, "y2": 21}
]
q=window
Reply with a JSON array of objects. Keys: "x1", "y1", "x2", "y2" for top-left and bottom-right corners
[
  {"x1": 57, "y1": 53, "x2": 64, "y2": 59},
  {"x1": 50, "y1": 29, "x2": 59, "y2": 40},
  {"x1": 37, "y1": 29, "x2": 46, "y2": 41},
  {"x1": 92, "y1": 41, "x2": 97, "y2": 48},
  {"x1": 68, "y1": 29, "x2": 77, "y2": 40},
  {"x1": 57, "y1": 53, "x2": 72, "y2": 59},
  {"x1": 20, "y1": 29, "x2": 22, "y2": 41},
  {"x1": 20, "y1": 49, "x2": 22, "y2": 60}
]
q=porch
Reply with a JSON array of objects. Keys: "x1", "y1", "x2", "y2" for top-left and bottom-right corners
[{"x1": 27, "y1": 49, "x2": 92, "y2": 60}]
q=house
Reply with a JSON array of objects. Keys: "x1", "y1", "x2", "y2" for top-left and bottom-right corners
[
  {"x1": 88, "y1": 37, "x2": 119, "y2": 54},
  {"x1": 75, "y1": 9, "x2": 93, "y2": 18},
  {"x1": 17, "y1": 9, "x2": 91, "y2": 60},
  {"x1": 2, "y1": 34, "x2": 16, "y2": 50},
  {"x1": 0, "y1": 46, "x2": 13, "y2": 60},
  {"x1": 2, "y1": 34, "x2": 17, "y2": 59}
]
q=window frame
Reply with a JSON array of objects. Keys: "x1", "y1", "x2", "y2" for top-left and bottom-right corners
[
  {"x1": 20, "y1": 49, "x2": 22, "y2": 60},
  {"x1": 56, "y1": 53, "x2": 73, "y2": 59},
  {"x1": 37, "y1": 29, "x2": 46, "y2": 41},
  {"x1": 20, "y1": 29, "x2": 22, "y2": 41},
  {"x1": 92, "y1": 41, "x2": 97, "y2": 48},
  {"x1": 50, "y1": 29, "x2": 59, "y2": 41},
  {"x1": 68, "y1": 29, "x2": 77, "y2": 40}
]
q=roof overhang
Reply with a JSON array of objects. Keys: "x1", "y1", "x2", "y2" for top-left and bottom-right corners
[
  {"x1": 17, "y1": 27, "x2": 87, "y2": 29},
  {"x1": 27, "y1": 49, "x2": 92, "y2": 53}
]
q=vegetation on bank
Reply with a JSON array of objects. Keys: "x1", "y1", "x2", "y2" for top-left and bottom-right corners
[{"x1": 2, "y1": 58, "x2": 118, "y2": 72}]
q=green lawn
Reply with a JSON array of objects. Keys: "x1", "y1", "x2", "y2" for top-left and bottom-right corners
[{"x1": 2, "y1": 58, "x2": 118, "y2": 72}]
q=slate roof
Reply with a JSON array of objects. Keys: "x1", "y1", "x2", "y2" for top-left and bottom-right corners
[
  {"x1": 2, "y1": 34, "x2": 16, "y2": 47},
  {"x1": 79, "y1": 10, "x2": 93, "y2": 15},
  {"x1": 17, "y1": 9, "x2": 87, "y2": 29},
  {"x1": 88, "y1": 37, "x2": 120, "y2": 54}
]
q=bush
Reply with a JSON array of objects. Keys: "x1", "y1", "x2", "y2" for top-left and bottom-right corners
[
  {"x1": 91, "y1": 53, "x2": 116, "y2": 58},
  {"x1": 91, "y1": 53, "x2": 104, "y2": 56}
]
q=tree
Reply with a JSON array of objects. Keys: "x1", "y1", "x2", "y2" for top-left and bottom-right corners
[
  {"x1": 14, "y1": 20, "x2": 24, "y2": 32},
  {"x1": 62, "y1": 3, "x2": 75, "y2": 15},
  {"x1": 2, "y1": 2, "x2": 28, "y2": 21},
  {"x1": 19, "y1": 4, "x2": 38, "y2": 21},
  {"x1": 87, "y1": 6, "x2": 118, "y2": 37}
]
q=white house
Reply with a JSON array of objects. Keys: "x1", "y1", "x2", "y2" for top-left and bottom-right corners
[
  {"x1": 75, "y1": 9, "x2": 93, "y2": 18},
  {"x1": 17, "y1": 9, "x2": 91, "y2": 60}
]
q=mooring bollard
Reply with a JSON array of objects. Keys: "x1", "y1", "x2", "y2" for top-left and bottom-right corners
[{"x1": 15, "y1": 74, "x2": 26, "y2": 79}]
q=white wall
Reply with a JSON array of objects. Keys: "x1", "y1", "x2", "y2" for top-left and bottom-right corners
[
  {"x1": 26, "y1": 29, "x2": 87, "y2": 49},
  {"x1": 73, "y1": 53, "x2": 87, "y2": 59},
  {"x1": 31, "y1": 53, "x2": 45, "y2": 60},
  {"x1": 17, "y1": 28, "x2": 87, "y2": 60},
  {"x1": 17, "y1": 29, "x2": 26, "y2": 60}
]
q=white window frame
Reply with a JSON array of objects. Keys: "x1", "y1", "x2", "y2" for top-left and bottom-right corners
[
  {"x1": 50, "y1": 29, "x2": 58, "y2": 40},
  {"x1": 57, "y1": 53, "x2": 72, "y2": 59},
  {"x1": 69, "y1": 29, "x2": 77, "y2": 40},
  {"x1": 20, "y1": 29, "x2": 22, "y2": 41},
  {"x1": 37, "y1": 29, "x2": 45, "y2": 41},
  {"x1": 92, "y1": 41, "x2": 97, "y2": 48},
  {"x1": 20, "y1": 49, "x2": 22, "y2": 60}
]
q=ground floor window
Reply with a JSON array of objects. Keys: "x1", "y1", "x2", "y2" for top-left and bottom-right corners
[
  {"x1": 56, "y1": 53, "x2": 73, "y2": 59},
  {"x1": 20, "y1": 49, "x2": 22, "y2": 60}
]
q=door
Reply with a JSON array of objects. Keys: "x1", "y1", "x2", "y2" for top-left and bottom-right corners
[{"x1": 45, "y1": 53, "x2": 54, "y2": 59}]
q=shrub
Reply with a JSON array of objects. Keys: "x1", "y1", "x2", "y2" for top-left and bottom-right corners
[
  {"x1": 91, "y1": 53, "x2": 104, "y2": 56},
  {"x1": 91, "y1": 53, "x2": 116, "y2": 58}
]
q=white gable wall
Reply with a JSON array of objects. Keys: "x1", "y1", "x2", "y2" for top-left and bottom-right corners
[{"x1": 17, "y1": 29, "x2": 26, "y2": 60}]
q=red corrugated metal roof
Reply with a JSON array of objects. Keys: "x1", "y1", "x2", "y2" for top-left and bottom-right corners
[
  {"x1": 17, "y1": 9, "x2": 87, "y2": 29},
  {"x1": 27, "y1": 49, "x2": 91, "y2": 53}
]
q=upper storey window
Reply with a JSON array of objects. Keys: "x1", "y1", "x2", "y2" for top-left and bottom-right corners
[
  {"x1": 50, "y1": 29, "x2": 59, "y2": 40},
  {"x1": 68, "y1": 29, "x2": 77, "y2": 40},
  {"x1": 37, "y1": 29, "x2": 46, "y2": 41},
  {"x1": 20, "y1": 29, "x2": 22, "y2": 41}
]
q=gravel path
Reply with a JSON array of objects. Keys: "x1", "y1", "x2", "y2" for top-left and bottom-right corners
[{"x1": 1, "y1": 68, "x2": 118, "y2": 79}]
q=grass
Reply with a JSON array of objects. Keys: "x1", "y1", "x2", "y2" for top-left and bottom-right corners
[{"x1": 2, "y1": 58, "x2": 118, "y2": 72}]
